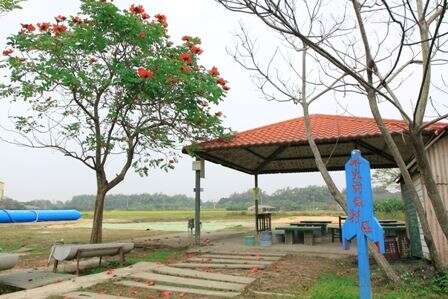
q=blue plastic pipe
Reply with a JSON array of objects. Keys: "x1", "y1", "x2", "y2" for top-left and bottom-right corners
[{"x1": 0, "y1": 209, "x2": 81, "y2": 223}]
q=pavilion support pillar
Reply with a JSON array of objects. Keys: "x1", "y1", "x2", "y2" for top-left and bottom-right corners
[
  {"x1": 193, "y1": 158, "x2": 204, "y2": 246},
  {"x1": 254, "y1": 174, "x2": 259, "y2": 236}
]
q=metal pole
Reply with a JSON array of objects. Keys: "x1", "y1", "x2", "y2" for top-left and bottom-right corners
[
  {"x1": 254, "y1": 175, "x2": 259, "y2": 235},
  {"x1": 194, "y1": 159, "x2": 201, "y2": 245}
]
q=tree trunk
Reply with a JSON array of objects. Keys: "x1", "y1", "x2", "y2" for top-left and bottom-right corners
[
  {"x1": 302, "y1": 103, "x2": 400, "y2": 282},
  {"x1": 409, "y1": 130, "x2": 448, "y2": 240},
  {"x1": 90, "y1": 178, "x2": 108, "y2": 244},
  {"x1": 367, "y1": 97, "x2": 445, "y2": 271}
]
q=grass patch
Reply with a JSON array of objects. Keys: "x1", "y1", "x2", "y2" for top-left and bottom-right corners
[
  {"x1": 0, "y1": 284, "x2": 21, "y2": 296},
  {"x1": 128, "y1": 249, "x2": 180, "y2": 264},
  {"x1": 80, "y1": 249, "x2": 180, "y2": 276},
  {"x1": 308, "y1": 273, "x2": 359, "y2": 299},
  {"x1": 306, "y1": 270, "x2": 448, "y2": 299}
]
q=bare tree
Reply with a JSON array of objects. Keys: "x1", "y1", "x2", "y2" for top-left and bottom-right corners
[
  {"x1": 228, "y1": 1, "x2": 400, "y2": 281},
  {"x1": 217, "y1": 0, "x2": 448, "y2": 271}
]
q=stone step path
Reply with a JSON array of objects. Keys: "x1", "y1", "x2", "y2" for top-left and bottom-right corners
[
  {"x1": 172, "y1": 262, "x2": 267, "y2": 269},
  {"x1": 129, "y1": 272, "x2": 246, "y2": 291},
  {"x1": 187, "y1": 257, "x2": 272, "y2": 265},
  {"x1": 200, "y1": 254, "x2": 281, "y2": 261},
  {"x1": 116, "y1": 280, "x2": 240, "y2": 298},
  {"x1": 187, "y1": 250, "x2": 287, "y2": 257},
  {"x1": 61, "y1": 251, "x2": 284, "y2": 299},
  {"x1": 64, "y1": 291, "x2": 132, "y2": 299},
  {"x1": 138, "y1": 262, "x2": 255, "y2": 284}
]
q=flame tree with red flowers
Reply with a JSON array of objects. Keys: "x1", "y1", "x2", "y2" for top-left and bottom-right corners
[{"x1": 0, "y1": 0, "x2": 229, "y2": 243}]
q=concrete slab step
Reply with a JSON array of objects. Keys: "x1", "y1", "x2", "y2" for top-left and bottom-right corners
[
  {"x1": 137, "y1": 262, "x2": 255, "y2": 284},
  {"x1": 0, "y1": 262, "x2": 152, "y2": 299},
  {"x1": 172, "y1": 262, "x2": 266, "y2": 269},
  {"x1": 187, "y1": 250, "x2": 287, "y2": 257},
  {"x1": 187, "y1": 257, "x2": 272, "y2": 265},
  {"x1": 0, "y1": 270, "x2": 75, "y2": 290},
  {"x1": 116, "y1": 280, "x2": 240, "y2": 298},
  {"x1": 200, "y1": 254, "x2": 280, "y2": 261},
  {"x1": 130, "y1": 272, "x2": 246, "y2": 291},
  {"x1": 63, "y1": 291, "x2": 132, "y2": 299}
]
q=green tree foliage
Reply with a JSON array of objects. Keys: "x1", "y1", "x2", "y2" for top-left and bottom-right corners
[
  {"x1": 0, "y1": 0, "x2": 23, "y2": 14},
  {"x1": 0, "y1": 0, "x2": 228, "y2": 242},
  {"x1": 0, "y1": 185, "x2": 402, "y2": 212},
  {"x1": 66, "y1": 193, "x2": 197, "y2": 211},
  {"x1": 374, "y1": 197, "x2": 405, "y2": 214},
  {"x1": 217, "y1": 186, "x2": 401, "y2": 211}
]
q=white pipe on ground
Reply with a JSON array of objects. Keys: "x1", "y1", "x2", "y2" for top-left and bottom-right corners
[{"x1": 0, "y1": 253, "x2": 19, "y2": 271}]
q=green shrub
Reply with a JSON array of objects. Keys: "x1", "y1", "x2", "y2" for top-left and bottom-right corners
[{"x1": 374, "y1": 198, "x2": 404, "y2": 214}]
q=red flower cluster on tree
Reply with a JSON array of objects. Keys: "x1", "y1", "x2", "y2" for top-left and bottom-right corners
[
  {"x1": 129, "y1": 4, "x2": 145, "y2": 15},
  {"x1": 217, "y1": 77, "x2": 230, "y2": 91},
  {"x1": 180, "y1": 65, "x2": 191, "y2": 73},
  {"x1": 71, "y1": 16, "x2": 83, "y2": 25},
  {"x1": 141, "y1": 12, "x2": 150, "y2": 20},
  {"x1": 190, "y1": 45, "x2": 203, "y2": 55},
  {"x1": 155, "y1": 14, "x2": 168, "y2": 27},
  {"x1": 208, "y1": 66, "x2": 220, "y2": 77},
  {"x1": 2, "y1": 48, "x2": 13, "y2": 56},
  {"x1": 217, "y1": 78, "x2": 226, "y2": 86},
  {"x1": 53, "y1": 24, "x2": 68, "y2": 35},
  {"x1": 179, "y1": 52, "x2": 192, "y2": 64},
  {"x1": 181, "y1": 35, "x2": 191, "y2": 42},
  {"x1": 138, "y1": 32, "x2": 146, "y2": 39},
  {"x1": 37, "y1": 22, "x2": 50, "y2": 32},
  {"x1": 55, "y1": 15, "x2": 67, "y2": 23},
  {"x1": 90, "y1": 57, "x2": 97, "y2": 64},
  {"x1": 21, "y1": 23, "x2": 36, "y2": 33},
  {"x1": 137, "y1": 67, "x2": 154, "y2": 79}
]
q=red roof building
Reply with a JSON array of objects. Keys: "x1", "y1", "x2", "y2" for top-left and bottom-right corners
[{"x1": 183, "y1": 114, "x2": 447, "y2": 174}]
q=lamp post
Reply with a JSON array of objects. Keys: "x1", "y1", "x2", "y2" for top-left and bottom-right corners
[
  {"x1": 192, "y1": 158, "x2": 204, "y2": 245},
  {"x1": 0, "y1": 181, "x2": 5, "y2": 201}
]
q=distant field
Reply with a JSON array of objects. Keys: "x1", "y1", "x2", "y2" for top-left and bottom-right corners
[
  {"x1": 80, "y1": 209, "x2": 351, "y2": 221},
  {"x1": 81, "y1": 209, "x2": 250, "y2": 221},
  {"x1": 80, "y1": 209, "x2": 404, "y2": 222}
]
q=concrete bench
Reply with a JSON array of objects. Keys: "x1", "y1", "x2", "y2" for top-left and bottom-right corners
[
  {"x1": 49, "y1": 243, "x2": 134, "y2": 275},
  {"x1": 275, "y1": 226, "x2": 321, "y2": 245}
]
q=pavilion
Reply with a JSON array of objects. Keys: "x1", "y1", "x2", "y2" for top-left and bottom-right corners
[{"x1": 182, "y1": 114, "x2": 447, "y2": 262}]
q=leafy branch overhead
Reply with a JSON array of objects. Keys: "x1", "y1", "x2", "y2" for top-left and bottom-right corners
[
  {"x1": 1, "y1": 0, "x2": 230, "y2": 177},
  {"x1": 0, "y1": 0, "x2": 24, "y2": 14}
]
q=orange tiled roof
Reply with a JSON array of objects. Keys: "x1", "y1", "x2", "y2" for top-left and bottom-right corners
[{"x1": 196, "y1": 114, "x2": 447, "y2": 150}]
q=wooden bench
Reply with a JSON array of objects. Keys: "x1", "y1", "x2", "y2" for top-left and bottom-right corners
[
  {"x1": 49, "y1": 243, "x2": 134, "y2": 275},
  {"x1": 275, "y1": 226, "x2": 321, "y2": 245}
]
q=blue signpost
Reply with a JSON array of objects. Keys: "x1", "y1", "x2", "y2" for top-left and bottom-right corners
[{"x1": 342, "y1": 150, "x2": 385, "y2": 299}]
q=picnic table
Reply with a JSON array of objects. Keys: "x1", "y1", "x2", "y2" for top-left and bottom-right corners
[
  {"x1": 380, "y1": 222, "x2": 405, "y2": 227},
  {"x1": 290, "y1": 222, "x2": 329, "y2": 236},
  {"x1": 275, "y1": 226, "x2": 321, "y2": 245},
  {"x1": 379, "y1": 220, "x2": 398, "y2": 224},
  {"x1": 299, "y1": 220, "x2": 333, "y2": 224}
]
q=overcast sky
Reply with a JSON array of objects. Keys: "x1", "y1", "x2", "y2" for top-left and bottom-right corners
[{"x1": 0, "y1": 0, "x2": 409, "y2": 202}]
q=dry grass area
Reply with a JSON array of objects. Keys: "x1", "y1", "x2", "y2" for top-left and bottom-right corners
[{"x1": 0, "y1": 222, "x2": 167, "y2": 268}]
